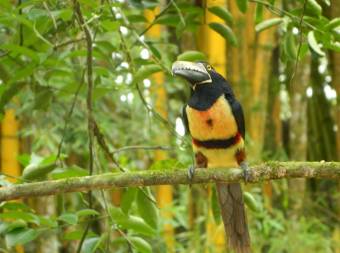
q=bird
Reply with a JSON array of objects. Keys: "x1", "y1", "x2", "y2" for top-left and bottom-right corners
[{"x1": 172, "y1": 60, "x2": 251, "y2": 253}]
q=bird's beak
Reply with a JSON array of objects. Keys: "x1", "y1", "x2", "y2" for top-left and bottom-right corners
[{"x1": 171, "y1": 61, "x2": 211, "y2": 86}]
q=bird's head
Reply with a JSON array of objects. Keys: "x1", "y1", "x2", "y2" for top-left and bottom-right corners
[{"x1": 171, "y1": 61, "x2": 215, "y2": 89}]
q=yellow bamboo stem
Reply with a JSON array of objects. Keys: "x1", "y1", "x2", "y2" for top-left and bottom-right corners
[
  {"x1": 1, "y1": 109, "x2": 24, "y2": 253},
  {"x1": 144, "y1": 7, "x2": 174, "y2": 252}
]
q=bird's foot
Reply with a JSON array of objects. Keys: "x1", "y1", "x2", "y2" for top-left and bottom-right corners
[
  {"x1": 240, "y1": 161, "x2": 251, "y2": 183},
  {"x1": 187, "y1": 165, "x2": 196, "y2": 186}
]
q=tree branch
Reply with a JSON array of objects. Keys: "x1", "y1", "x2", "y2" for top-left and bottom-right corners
[{"x1": 0, "y1": 162, "x2": 339, "y2": 202}]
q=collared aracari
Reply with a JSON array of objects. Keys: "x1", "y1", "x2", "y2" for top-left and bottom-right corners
[{"x1": 172, "y1": 61, "x2": 251, "y2": 253}]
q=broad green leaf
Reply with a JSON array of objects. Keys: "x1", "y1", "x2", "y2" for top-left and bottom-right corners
[
  {"x1": 254, "y1": 3, "x2": 264, "y2": 24},
  {"x1": 137, "y1": 188, "x2": 159, "y2": 229},
  {"x1": 22, "y1": 163, "x2": 56, "y2": 180},
  {"x1": 208, "y1": 23, "x2": 238, "y2": 46},
  {"x1": 306, "y1": 0, "x2": 322, "y2": 17},
  {"x1": 177, "y1": 51, "x2": 207, "y2": 62},
  {"x1": 236, "y1": 0, "x2": 248, "y2": 13},
  {"x1": 255, "y1": 18, "x2": 283, "y2": 33},
  {"x1": 109, "y1": 207, "x2": 156, "y2": 236},
  {"x1": 51, "y1": 166, "x2": 88, "y2": 180},
  {"x1": 5, "y1": 228, "x2": 39, "y2": 247},
  {"x1": 127, "y1": 14, "x2": 147, "y2": 23},
  {"x1": 33, "y1": 85, "x2": 53, "y2": 110},
  {"x1": 58, "y1": 213, "x2": 78, "y2": 225},
  {"x1": 101, "y1": 20, "x2": 120, "y2": 31},
  {"x1": 63, "y1": 230, "x2": 84, "y2": 241},
  {"x1": 82, "y1": 237, "x2": 103, "y2": 253},
  {"x1": 0, "y1": 44, "x2": 39, "y2": 63},
  {"x1": 243, "y1": 192, "x2": 260, "y2": 212},
  {"x1": 325, "y1": 18, "x2": 340, "y2": 31},
  {"x1": 4, "y1": 220, "x2": 27, "y2": 233},
  {"x1": 284, "y1": 33, "x2": 297, "y2": 60},
  {"x1": 208, "y1": 6, "x2": 233, "y2": 25},
  {"x1": 307, "y1": 31, "x2": 325, "y2": 57},
  {"x1": 155, "y1": 14, "x2": 180, "y2": 27},
  {"x1": 0, "y1": 212, "x2": 40, "y2": 225},
  {"x1": 134, "y1": 64, "x2": 162, "y2": 83},
  {"x1": 211, "y1": 185, "x2": 221, "y2": 224},
  {"x1": 0, "y1": 202, "x2": 31, "y2": 211},
  {"x1": 130, "y1": 237, "x2": 152, "y2": 253},
  {"x1": 77, "y1": 209, "x2": 99, "y2": 218},
  {"x1": 147, "y1": 42, "x2": 161, "y2": 60},
  {"x1": 121, "y1": 188, "x2": 137, "y2": 214}
]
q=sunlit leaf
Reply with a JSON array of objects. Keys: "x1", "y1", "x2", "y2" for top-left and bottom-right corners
[
  {"x1": 243, "y1": 192, "x2": 260, "y2": 212},
  {"x1": 130, "y1": 237, "x2": 152, "y2": 253},
  {"x1": 137, "y1": 188, "x2": 159, "y2": 229},
  {"x1": 134, "y1": 64, "x2": 162, "y2": 83},
  {"x1": 208, "y1": 6, "x2": 233, "y2": 25},
  {"x1": 77, "y1": 209, "x2": 99, "y2": 218},
  {"x1": 284, "y1": 33, "x2": 297, "y2": 60},
  {"x1": 254, "y1": 3, "x2": 263, "y2": 24},
  {"x1": 5, "y1": 228, "x2": 39, "y2": 247},
  {"x1": 306, "y1": 0, "x2": 322, "y2": 17},
  {"x1": 236, "y1": 0, "x2": 248, "y2": 13},
  {"x1": 177, "y1": 50, "x2": 207, "y2": 62},
  {"x1": 307, "y1": 31, "x2": 325, "y2": 56},
  {"x1": 58, "y1": 213, "x2": 78, "y2": 225},
  {"x1": 208, "y1": 23, "x2": 238, "y2": 46},
  {"x1": 255, "y1": 18, "x2": 283, "y2": 33},
  {"x1": 121, "y1": 188, "x2": 137, "y2": 214}
]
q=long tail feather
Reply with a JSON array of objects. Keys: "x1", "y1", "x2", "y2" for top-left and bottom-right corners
[{"x1": 216, "y1": 182, "x2": 251, "y2": 253}]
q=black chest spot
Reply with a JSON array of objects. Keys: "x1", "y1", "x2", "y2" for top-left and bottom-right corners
[{"x1": 206, "y1": 118, "x2": 213, "y2": 127}]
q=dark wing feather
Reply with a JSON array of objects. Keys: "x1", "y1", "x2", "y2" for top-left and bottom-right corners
[
  {"x1": 230, "y1": 99, "x2": 246, "y2": 139},
  {"x1": 182, "y1": 105, "x2": 190, "y2": 135}
]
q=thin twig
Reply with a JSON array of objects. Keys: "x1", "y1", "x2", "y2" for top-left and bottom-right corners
[
  {"x1": 73, "y1": 1, "x2": 95, "y2": 252},
  {"x1": 288, "y1": 0, "x2": 307, "y2": 91},
  {"x1": 53, "y1": 38, "x2": 86, "y2": 50},
  {"x1": 113, "y1": 145, "x2": 173, "y2": 154}
]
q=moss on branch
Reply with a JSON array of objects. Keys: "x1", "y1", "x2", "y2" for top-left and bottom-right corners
[{"x1": 0, "y1": 161, "x2": 339, "y2": 201}]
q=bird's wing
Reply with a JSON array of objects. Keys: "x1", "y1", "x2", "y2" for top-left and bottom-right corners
[
  {"x1": 230, "y1": 99, "x2": 246, "y2": 139},
  {"x1": 182, "y1": 105, "x2": 190, "y2": 135}
]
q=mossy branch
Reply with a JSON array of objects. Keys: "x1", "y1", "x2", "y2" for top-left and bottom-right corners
[{"x1": 0, "y1": 162, "x2": 339, "y2": 202}]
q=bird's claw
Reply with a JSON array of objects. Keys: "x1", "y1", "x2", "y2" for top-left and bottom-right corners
[
  {"x1": 187, "y1": 165, "x2": 196, "y2": 184},
  {"x1": 240, "y1": 161, "x2": 251, "y2": 183}
]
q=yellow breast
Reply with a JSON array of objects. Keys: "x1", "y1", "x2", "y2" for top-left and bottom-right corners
[{"x1": 186, "y1": 95, "x2": 238, "y2": 140}]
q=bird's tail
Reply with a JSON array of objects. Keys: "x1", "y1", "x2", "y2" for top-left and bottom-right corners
[{"x1": 216, "y1": 182, "x2": 251, "y2": 253}]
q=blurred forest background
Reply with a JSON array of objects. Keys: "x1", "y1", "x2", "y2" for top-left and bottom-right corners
[{"x1": 0, "y1": 0, "x2": 339, "y2": 252}]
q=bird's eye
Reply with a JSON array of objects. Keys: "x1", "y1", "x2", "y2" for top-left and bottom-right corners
[{"x1": 207, "y1": 65, "x2": 212, "y2": 71}]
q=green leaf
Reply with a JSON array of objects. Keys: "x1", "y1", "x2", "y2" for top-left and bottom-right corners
[
  {"x1": 63, "y1": 230, "x2": 84, "y2": 241},
  {"x1": 0, "y1": 44, "x2": 40, "y2": 63},
  {"x1": 121, "y1": 188, "x2": 137, "y2": 214},
  {"x1": 325, "y1": 17, "x2": 340, "y2": 31},
  {"x1": 243, "y1": 192, "x2": 260, "y2": 212},
  {"x1": 211, "y1": 185, "x2": 221, "y2": 224},
  {"x1": 77, "y1": 209, "x2": 99, "y2": 218},
  {"x1": 0, "y1": 202, "x2": 31, "y2": 211},
  {"x1": 137, "y1": 188, "x2": 159, "y2": 229},
  {"x1": 307, "y1": 31, "x2": 325, "y2": 57},
  {"x1": 127, "y1": 14, "x2": 147, "y2": 23},
  {"x1": 58, "y1": 213, "x2": 78, "y2": 225},
  {"x1": 284, "y1": 33, "x2": 297, "y2": 60},
  {"x1": 177, "y1": 50, "x2": 207, "y2": 62},
  {"x1": 82, "y1": 237, "x2": 103, "y2": 253},
  {"x1": 109, "y1": 207, "x2": 156, "y2": 236},
  {"x1": 306, "y1": 0, "x2": 322, "y2": 17},
  {"x1": 255, "y1": 18, "x2": 283, "y2": 33},
  {"x1": 4, "y1": 220, "x2": 27, "y2": 233},
  {"x1": 208, "y1": 23, "x2": 238, "y2": 46},
  {"x1": 155, "y1": 14, "x2": 180, "y2": 27},
  {"x1": 5, "y1": 228, "x2": 39, "y2": 247},
  {"x1": 134, "y1": 64, "x2": 162, "y2": 83},
  {"x1": 208, "y1": 6, "x2": 233, "y2": 25},
  {"x1": 33, "y1": 85, "x2": 53, "y2": 110},
  {"x1": 0, "y1": 211, "x2": 40, "y2": 225},
  {"x1": 51, "y1": 166, "x2": 88, "y2": 179},
  {"x1": 101, "y1": 20, "x2": 120, "y2": 31},
  {"x1": 130, "y1": 237, "x2": 152, "y2": 253},
  {"x1": 236, "y1": 0, "x2": 248, "y2": 13},
  {"x1": 254, "y1": 3, "x2": 264, "y2": 24},
  {"x1": 22, "y1": 163, "x2": 57, "y2": 181}
]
